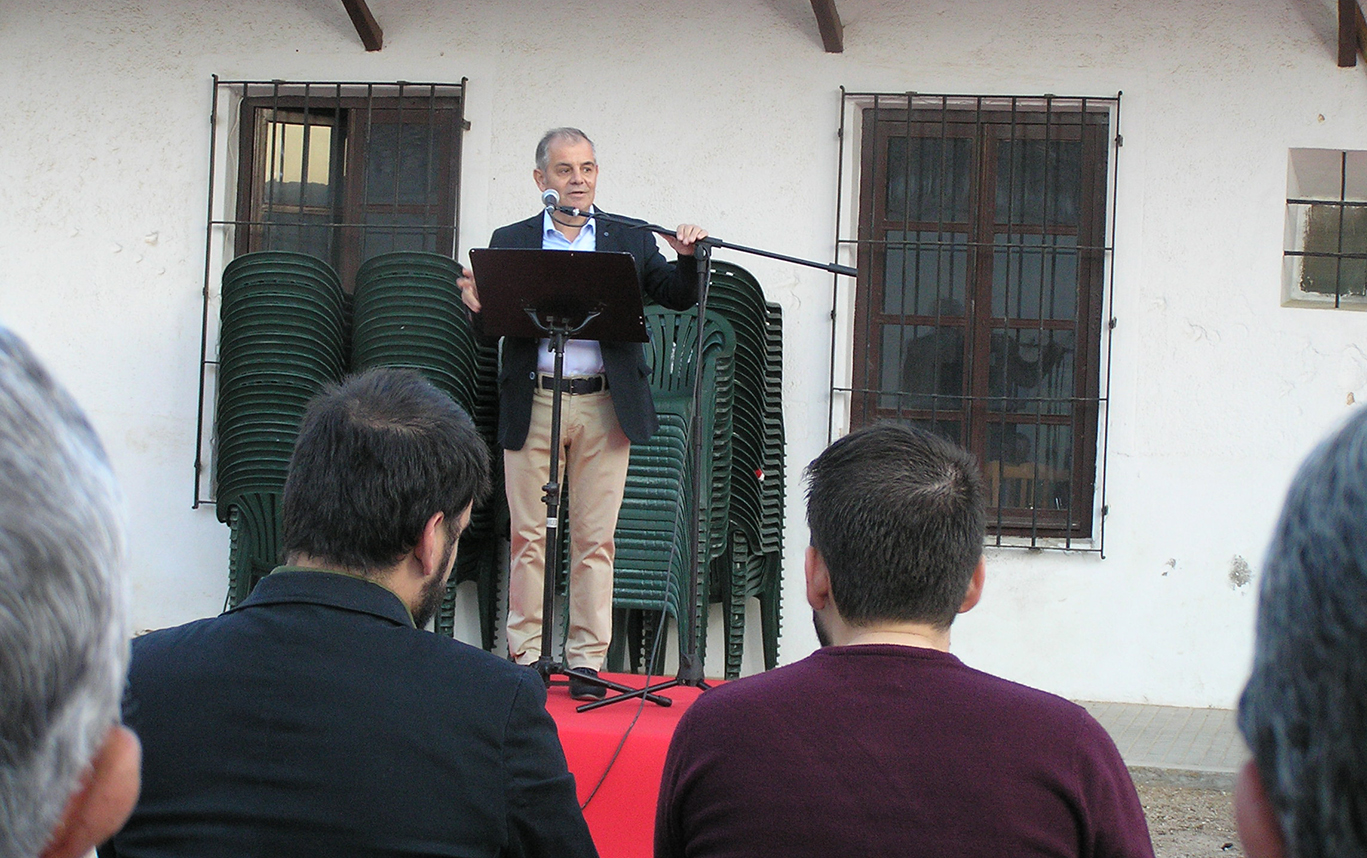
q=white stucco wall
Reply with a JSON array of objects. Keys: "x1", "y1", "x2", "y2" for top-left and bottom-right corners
[{"x1": 2, "y1": 0, "x2": 1364, "y2": 707}]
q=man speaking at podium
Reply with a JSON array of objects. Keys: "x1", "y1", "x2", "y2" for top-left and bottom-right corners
[{"x1": 457, "y1": 127, "x2": 706, "y2": 698}]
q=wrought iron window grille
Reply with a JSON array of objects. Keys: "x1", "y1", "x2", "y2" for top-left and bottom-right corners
[
  {"x1": 193, "y1": 76, "x2": 469, "y2": 506},
  {"x1": 831, "y1": 90, "x2": 1122, "y2": 553}
]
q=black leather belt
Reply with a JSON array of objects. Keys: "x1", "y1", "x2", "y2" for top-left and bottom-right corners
[{"x1": 539, "y1": 374, "x2": 608, "y2": 395}]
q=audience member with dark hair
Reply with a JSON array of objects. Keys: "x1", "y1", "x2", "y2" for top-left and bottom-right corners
[
  {"x1": 0, "y1": 328, "x2": 139, "y2": 858},
  {"x1": 1236, "y1": 407, "x2": 1367, "y2": 858},
  {"x1": 104, "y1": 368, "x2": 598, "y2": 858},
  {"x1": 655, "y1": 422, "x2": 1154, "y2": 858}
]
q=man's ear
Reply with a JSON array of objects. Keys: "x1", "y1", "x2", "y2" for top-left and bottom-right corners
[
  {"x1": 958, "y1": 558, "x2": 986, "y2": 614},
  {"x1": 42, "y1": 724, "x2": 140, "y2": 858},
  {"x1": 533, "y1": 168, "x2": 547, "y2": 191},
  {"x1": 414, "y1": 511, "x2": 447, "y2": 579},
  {"x1": 805, "y1": 546, "x2": 831, "y2": 611},
  {"x1": 1235, "y1": 759, "x2": 1287, "y2": 858}
]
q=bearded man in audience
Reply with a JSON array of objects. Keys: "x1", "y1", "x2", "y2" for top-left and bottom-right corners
[{"x1": 655, "y1": 422, "x2": 1153, "y2": 858}]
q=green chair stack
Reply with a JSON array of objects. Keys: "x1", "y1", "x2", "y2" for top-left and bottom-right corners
[
  {"x1": 700, "y1": 261, "x2": 786, "y2": 678},
  {"x1": 609, "y1": 306, "x2": 735, "y2": 673},
  {"x1": 215, "y1": 251, "x2": 347, "y2": 606},
  {"x1": 349, "y1": 251, "x2": 504, "y2": 649},
  {"x1": 213, "y1": 250, "x2": 782, "y2": 673}
]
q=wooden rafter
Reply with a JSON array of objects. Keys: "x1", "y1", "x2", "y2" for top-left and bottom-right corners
[
  {"x1": 341, "y1": 0, "x2": 383, "y2": 52},
  {"x1": 810, "y1": 0, "x2": 844, "y2": 53},
  {"x1": 1340, "y1": 0, "x2": 1367, "y2": 67}
]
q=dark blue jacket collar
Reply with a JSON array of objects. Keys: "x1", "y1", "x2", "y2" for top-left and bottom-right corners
[{"x1": 229, "y1": 566, "x2": 415, "y2": 628}]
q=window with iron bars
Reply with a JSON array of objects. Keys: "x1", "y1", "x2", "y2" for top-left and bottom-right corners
[
  {"x1": 835, "y1": 92, "x2": 1119, "y2": 547},
  {"x1": 229, "y1": 79, "x2": 466, "y2": 289},
  {"x1": 194, "y1": 78, "x2": 467, "y2": 505},
  {"x1": 1284, "y1": 148, "x2": 1367, "y2": 309}
]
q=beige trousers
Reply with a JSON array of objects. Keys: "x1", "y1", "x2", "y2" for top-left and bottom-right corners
[{"x1": 504, "y1": 385, "x2": 630, "y2": 670}]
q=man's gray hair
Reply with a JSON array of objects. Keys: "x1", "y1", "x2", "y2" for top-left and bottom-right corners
[
  {"x1": 0, "y1": 329, "x2": 128, "y2": 858},
  {"x1": 535, "y1": 127, "x2": 594, "y2": 172},
  {"x1": 1238, "y1": 406, "x2": 1367, "y2": 857}
]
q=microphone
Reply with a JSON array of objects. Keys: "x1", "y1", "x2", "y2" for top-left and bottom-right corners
[{"x1": 542, "y1": 187, "x2": 590, "y2": 218}]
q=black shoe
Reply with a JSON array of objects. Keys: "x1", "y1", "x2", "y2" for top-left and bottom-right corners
[{"x1": 567, "y1": 668, "x2": 606, "y2": 701}]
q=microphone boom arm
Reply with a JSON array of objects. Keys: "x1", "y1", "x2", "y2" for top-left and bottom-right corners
[{"x1": 550, "y1": 206, "x2": 856, "y2": 278}]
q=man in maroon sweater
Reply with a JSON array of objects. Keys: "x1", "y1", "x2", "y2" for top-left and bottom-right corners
[{"x1": 654, "y1": 423, "x2": 1153, "y2": 858}]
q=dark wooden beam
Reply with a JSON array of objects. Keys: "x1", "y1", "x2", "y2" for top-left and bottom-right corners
[
  {"x1": 1341, "y1": 0, "x2": 1357, "y2": 66},
  {"x1": 341, "y1": 0, "x2": 383, "y2": 52},
  {"x1": 810, "y1": 0, "x2": 844, "y2": 53},
  {"x1": 1355, "y1": 1, "x2": 1367, "y2": 65},
  {"x1": 1340, "y1": 0, "x2": 1367, "y2": 67}
]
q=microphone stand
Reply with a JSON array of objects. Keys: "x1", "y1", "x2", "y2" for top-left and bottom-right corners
[
  {"x1": 529, "y1": 307, "x2": 673, "y2": 708},
  {"x1": 557, "y1": 204, "x2": 855, "y2": 713}
]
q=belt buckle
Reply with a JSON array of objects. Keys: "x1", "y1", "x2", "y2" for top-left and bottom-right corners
[
  {"x1": 540, "y1": 374, "x2": 604, "y2": 395},
  {"x1": 572, "y1": 375, "x2": 601, "y2": 394}
]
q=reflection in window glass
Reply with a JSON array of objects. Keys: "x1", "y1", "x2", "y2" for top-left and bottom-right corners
[
  {"x1": 361, "y1": 212, "x2": 440, "y2": 257},
  {"x1": 985, "y1": 422, "x2": 1073, "y2": 511},
  {"x1": 365, "y1": 122, "x2": 438, "y2": 205},
  {"x1": 1300, "y1": 204, "x2": 1367, "y2": 297},
  {"x1": 257, "y1": 110, "x2": 337, "y2": 261},
  {"x1": 996, "y1": 139, "x2": 1081, "y2": 226},
  {"x1": 986, "y1": 328, "x2": 1075, "y2": 415},
  {"x1": 992, "y1": 235, "x2": 1079, "y2": 320},
  {"x1": 883, "y1": 230, "x2": 969, "y2": 316},
  {"x1": 881, "y1": 324, "x2": 964, "y2": 412},
  {"x1": 264, "y1": 112, "x2": 334, "y2": 197},
  {"x1": 909, "y1": 417, "x2": 962, "y2": 446},
  {"x1": 886, "y1": 137, "x2": 972, "y2": 223}
]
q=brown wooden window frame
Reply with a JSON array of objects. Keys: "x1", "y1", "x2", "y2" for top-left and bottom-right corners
[
  {"x1": 837, "y1": 92, "x2": 1120, "y2": 548},
  {"x1": 231, "y1": 82, "x2": 465, "y2": 291}
]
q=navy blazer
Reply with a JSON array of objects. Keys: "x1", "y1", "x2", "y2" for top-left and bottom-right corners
[
  {"x1": 104, "y1": 569, "x2": 598, "y2": 858},
  {"x1": 487, "y1": 212, "x2": 698, "y2": 449}
]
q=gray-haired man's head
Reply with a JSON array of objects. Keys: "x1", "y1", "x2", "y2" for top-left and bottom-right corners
[
  {"x1": 0, "y1": 329, "x2": 139, "y2": 858},
  {"x1": 534, "y1": 127, "x2": 594, "y2": 173},
  {"x1": 1237, "y1": 407, "x2": 1367, "y2": 858}
]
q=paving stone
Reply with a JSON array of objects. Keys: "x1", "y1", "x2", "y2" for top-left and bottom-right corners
[{"x1": 1076, "y1": 701, "x2": 1245, "y2": 780}]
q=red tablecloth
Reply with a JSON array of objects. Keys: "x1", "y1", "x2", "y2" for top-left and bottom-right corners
[{"x1": 545, "y1": 672, "x2": 709, "y2": 858}]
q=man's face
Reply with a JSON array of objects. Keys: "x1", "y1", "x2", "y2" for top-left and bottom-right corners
[
  {"x1": 412, "y1": 505, "x2": 471, "y2": 630},
  {"x1": 534, "y1": 137, "x2": 597, "y2": 212},
  {"x1": 411, "y1": 553, "x2": 448, "y2": 630}
]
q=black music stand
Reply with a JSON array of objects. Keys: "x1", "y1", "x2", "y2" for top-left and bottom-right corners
[{"x1": 469, "y1": 247, "x2": 672, "y2": 707}]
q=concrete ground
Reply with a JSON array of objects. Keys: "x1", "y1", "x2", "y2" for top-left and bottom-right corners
[{"x1": 1079, "y1": 701, "x2": 1245, "y2": 790}]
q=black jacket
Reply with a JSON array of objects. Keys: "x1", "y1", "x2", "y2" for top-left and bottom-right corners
[
  {"x1": 104, "y1": 568, "x2": 597, "y2": 858},
  {"x1": 487, "y1": 212, "x2": 698, "y2": 449}
]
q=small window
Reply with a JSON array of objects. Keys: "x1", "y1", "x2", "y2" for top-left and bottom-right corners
[{"x1": 1285, "y1": 149, "x2": 1367, "y2": 309}]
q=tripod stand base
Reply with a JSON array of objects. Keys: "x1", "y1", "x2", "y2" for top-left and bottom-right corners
[
  {"x1": 531, "y1": 656, "x2": 675, "y2": 709},
  {"x1": 577, "y1": 674, "x2": 709, "y2": 713}
]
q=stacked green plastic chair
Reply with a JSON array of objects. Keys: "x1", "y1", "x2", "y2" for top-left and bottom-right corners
[
  {"x1": 702, "y1": 261, "x2": 786, "y2": 678},
  {"x1": 350, "y1": 251, "x2": 504, "y2": 649},
  {"x1": 215, "y1": 251, "x2": 347, "y2": 606},
  {"x1": 610, "y1": 306, "x2": 735, "y2": 674}
]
